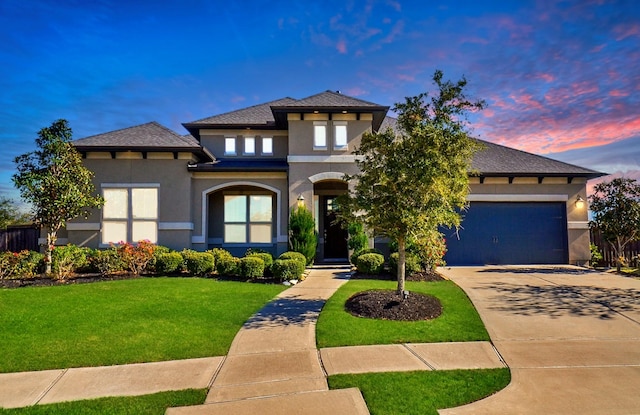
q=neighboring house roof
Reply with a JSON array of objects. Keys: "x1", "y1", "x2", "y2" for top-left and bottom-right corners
[
  {"x1": 73, "y1": 121, "x2": 214, "y2": 161},
  {"x1": 183, "y1": 91, "x2": 389, "y2": 139},
  {"x1": 472, "y1": 139, "x2": 604, "y2": 179}
]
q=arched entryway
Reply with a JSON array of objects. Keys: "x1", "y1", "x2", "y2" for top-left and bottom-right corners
[{"x1": 313, "y1": 180, "x2": 349, "y2": 263}]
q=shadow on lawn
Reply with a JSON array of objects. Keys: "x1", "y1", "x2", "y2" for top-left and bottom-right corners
[{"x1": 477, "y1": 282, "x2": 640, "y2": 320}]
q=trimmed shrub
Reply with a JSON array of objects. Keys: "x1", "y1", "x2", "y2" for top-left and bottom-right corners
[
  {"x1": 350, "y1": 248, "x2": 383, "y2": 266},
  {"x1": 247, "y1": 252, "x2": 273, "y2": 274},
  {"x1": 279, "y1": 251, "x2": 307, "y2": 268},
  {"x1": 16, "y1": 250, "x2": 44, "y2": 278},
  {"x1": 288, "y1": 205, "x2": 317, "y2": 265},
  {"x1": 209, "y1": 248, "x2": 233, "y2": 270},
  {"x1": 216, "y1": 255, "x2": 240, "y2": 277},
  {"x1": 155, "y1": 252, "x2": 184, "y2": 274},
  {"x1": 239, "y1": 256, "x2": 265, "y2": 279},
  {"x1": 0, "y1": 250, "x2": 43, "y2": 279},
  {"x1": 116, "y1": 241, "x2": 156, "y2": 275},
  {"x1": 389, "y1": 252, "x2": 421, "y2": 276},
  {"x1": 272, "y1": 258, "x2": 305, "y2": 281},
  {"x1": 52, "y1": 244, "x2": 90, "y2": 279},
  {"x1": 356, "y1": 252, "x2": 385, "y2": 275},
  {"x1": 88, "y1": 248, "x2": 124, "y2": 276},
  {"x1": 181, "y1": 250, "x2": 215, "y2": 276}
]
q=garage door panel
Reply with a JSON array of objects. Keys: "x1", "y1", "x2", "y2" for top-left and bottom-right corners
[{"x1": 444, "y1": 202, "x2": 568, "y2": 265}]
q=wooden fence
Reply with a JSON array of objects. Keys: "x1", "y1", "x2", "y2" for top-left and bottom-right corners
[
  {"x1": 590, "y1": 229, "x2": 640, "y2": 268},
  {"x1": 0, "y1": 225, "x2": 40, "y2": 252}
]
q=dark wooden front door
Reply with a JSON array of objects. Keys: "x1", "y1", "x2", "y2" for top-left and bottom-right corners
[{"x1": 323, "y1": 196, "x2": 348, "y2": 259}]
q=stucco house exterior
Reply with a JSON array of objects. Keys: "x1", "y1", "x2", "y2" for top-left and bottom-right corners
[{"x1": 63, "y1": 90, "x2": 603, "y2": 265}]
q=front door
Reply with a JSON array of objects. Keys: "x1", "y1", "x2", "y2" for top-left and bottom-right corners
[{"x1": 323, "y1": 196, "x2": 348, "y2": 260}]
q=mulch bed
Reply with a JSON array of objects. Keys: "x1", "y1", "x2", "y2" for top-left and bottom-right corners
[
  {"x1": 0, "y1": 273, "x2": 141, "y2": 289},
  {"x1": 350, "y1": 269, "x2": 445, "y2": 282},
  {"x1": 345, "y1": 289, "x2": 443, "y2": 321}
]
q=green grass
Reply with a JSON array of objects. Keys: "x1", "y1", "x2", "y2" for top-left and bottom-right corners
[
  {"x1": 0, "y1": 278, "x2": 285, "y2": 373},
  {"x1": 0, "y1": 389, "x2": 206, "y2": 415},
  {"x1": 316, "y1": 279, "x2": 489, "y2": 348},
  {"x1": 329, "y1": 369, "x2": 510, "y2": 415}
]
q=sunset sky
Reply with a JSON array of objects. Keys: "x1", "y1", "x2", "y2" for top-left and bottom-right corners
[{"x1": 1, "y1": 0, "x2": 639, "y2": 201}]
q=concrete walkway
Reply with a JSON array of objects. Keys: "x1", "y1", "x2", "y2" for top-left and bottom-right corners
[
  {"x1": 438, "y1": 266, "x2": 640, "y2": 415},
  {"x1": 0, "y1": 266, "x2": 504, "y2": 413}
]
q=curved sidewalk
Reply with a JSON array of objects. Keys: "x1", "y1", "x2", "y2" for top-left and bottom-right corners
[{"x1": 0, "y1": 266, "x2": 504, "y2": 413}]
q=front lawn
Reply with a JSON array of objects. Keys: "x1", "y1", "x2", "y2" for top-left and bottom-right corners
[
  {"x1": 316, "y1": 279, "x2": 489, "y2": 348},
  {"x1": 0, "y1": 278, "x2": 285, "y2": 373},
  {"x1": 0, "y1": 389, "x2": 206, "y2": 415},
  {"x1": 329, "y1": 369, "x2": 510, "y2": 415}
]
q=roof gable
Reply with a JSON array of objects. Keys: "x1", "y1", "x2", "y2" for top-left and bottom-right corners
[{"x1": 186, "y1": 97, "x2": 297, "y2": 127}]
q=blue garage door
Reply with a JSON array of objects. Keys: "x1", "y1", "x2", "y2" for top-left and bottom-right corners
[{"x1": 444, "y1": 202, "x2": 568, "y2": 265}]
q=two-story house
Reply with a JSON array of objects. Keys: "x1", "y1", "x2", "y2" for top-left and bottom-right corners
[{"x1": 66, "y1": 90, "x2": 603, "y2": 265}]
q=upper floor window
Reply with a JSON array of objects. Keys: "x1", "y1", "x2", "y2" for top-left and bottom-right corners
[
  {"x1": 334, "y1": 122, "x2": 347, "y2": 149},
  {"x1": 102, "y1": 186, "x2": 158, "y2": 244},
  {"x1": 225, "y1": 137, "x2": 236, "y2": 155},
  {"x1": 262, "y1": 137, "x2": 273, "y2": 155},
  {"x1": 244, "y1": 137, "x2": 255, "y2": 155},
  {"x1": 314, "y1": 122, "x2": 327, "y2": 149}
]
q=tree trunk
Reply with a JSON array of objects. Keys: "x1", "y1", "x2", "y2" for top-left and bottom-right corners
[
  {"x1": 397, "y1": 236, "x2": 406, "y2": 296},
  {"x1": 45, "y1": 231, "x2": 57, "y2": 275},
  {"x1": 616, "y1": 238, "x2": 624, "y2": 272}
]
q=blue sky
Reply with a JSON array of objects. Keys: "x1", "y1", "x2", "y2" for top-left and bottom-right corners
[{"x1": 1, "y1": 0, "x2": 639, "y2": 201}]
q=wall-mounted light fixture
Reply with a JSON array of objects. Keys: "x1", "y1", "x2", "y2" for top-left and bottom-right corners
[
  {"x1": 297, "y1": 194, "x2": 305, "y2": 207},
  {"x1": 575, "y1": 195, "x2": 585, "y2": 209}
]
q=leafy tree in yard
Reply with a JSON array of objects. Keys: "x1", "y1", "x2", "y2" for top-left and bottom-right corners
[
  {"x1": 0, "y1": 196, "x2": 31, "y2": 229},
  {"x1": 341, "y1": 70, "x2": 485, "y2": 295},
  {"x1": 289, "y1": 205, "x2": 318, "y2": 265},
  {"x1": 589, "y1": 177, "x2": 640, "y2": 272},
  {"x1": 13, "y1": 119, "x2": 104, "y2": 274}
]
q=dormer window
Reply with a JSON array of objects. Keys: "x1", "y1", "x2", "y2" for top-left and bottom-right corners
[
  {"x1": 244, "y1": 137, "x2": 255, "y2": 155},
  {"x1": 225, "y1": 137, "x2": 236, "y2": 155},
  {"x1": 314, "y1": 121, "x2": 327, "y2": 150},
  {"x1": 334, "y1": 122, "x2": 347, "y2": 149}
]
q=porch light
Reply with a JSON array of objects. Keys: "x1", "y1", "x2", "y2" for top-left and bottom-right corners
[
  {"x1": 575, "y1": 196, "x2": 585, "y2": 209},
  {"x1": 297, "y1": 194, "x2": 305, "y2": 207}
]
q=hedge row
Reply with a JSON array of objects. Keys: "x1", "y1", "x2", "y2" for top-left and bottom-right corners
[{"x1": 0, "y1": 242, "x2": 307, "y2": 282}]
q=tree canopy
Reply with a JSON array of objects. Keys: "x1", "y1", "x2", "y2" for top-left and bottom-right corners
[
  {"x1": 342, "y1": 70, "x2": 485, "y2": 294},
  {"x1": 13, "y1": 119, "x2": 104, "y2": 273},
  {"x1": 589, "y1": 177, "x2": 640, "y2": 271},
  {"x1": 0, "y1": 196, "x2": 31, "y2": 230}
]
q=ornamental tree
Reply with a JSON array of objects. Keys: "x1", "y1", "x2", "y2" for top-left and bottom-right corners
[
  {"x1": 341, "y1": 70, "x2": 485, "y2": 294},
  {"x1": 13, "y1": 119, "x2": 104, "y2": 274},
  {"x1": 589, "y1": 178, "x2": 640, "y2": 271},
  {"x1": 289, "y1": 205, "x2": 318, "y2": 265}
]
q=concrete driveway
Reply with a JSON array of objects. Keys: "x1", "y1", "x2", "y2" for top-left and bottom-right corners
[{"x1": 438, "y1": 266, "x2": 640, "y2": 415}]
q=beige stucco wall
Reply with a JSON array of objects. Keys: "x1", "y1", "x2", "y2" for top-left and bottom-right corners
[
  {"x1": 65, "y1": 153, "x2": 193, "y2": 250},
  {"x1": 190, "y1": 172, "x2": 289, "y2": 254},
  {"x1": 287, "y1": 114, "x2": 371, "y2": 157},
  {"x1": 199, "y1": 130, "x2": 288, "y2": 158}
]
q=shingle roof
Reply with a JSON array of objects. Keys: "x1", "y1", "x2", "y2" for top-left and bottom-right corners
[
  {"x1": 472, "y1": 139, "x2": 604, "y2": 177},
  {"x1": 73, "y1": 121, "x2": 213, "y2": 161},
  {"x1": 186, "y1": 98, "x2": 297, "y2": 126},
  {"x1": 274, "y1": 90, "x2": 384, "y2": 108}
]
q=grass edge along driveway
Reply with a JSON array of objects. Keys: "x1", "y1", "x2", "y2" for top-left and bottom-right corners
[{"x1": 0, "y1": 278, "x2": 285, "y2": 373}]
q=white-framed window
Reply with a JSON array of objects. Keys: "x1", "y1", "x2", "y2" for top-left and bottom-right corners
[
  {"x1": 313, "y1": 121, "x2": 327, "y2": 149},
  {"x1": 225, "y1": 137, "x2": 236, "y2": 155},
  {"x1": 102, "y1": 187, "x2": 158, "y2": 244},
  {"x1": 262, "y1": 137, "x2": 273, "y2": 155},
  {"x1": 244, "y1": 137, "x2": 255, "y2": 155},
  {"x1": 334, "y1": 122, "x2": 348, "y2": 149},
  {"x1": 223, "y1": 194, "x2": 272, "y2": 243}
]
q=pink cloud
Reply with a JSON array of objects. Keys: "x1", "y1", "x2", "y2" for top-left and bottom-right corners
[
  {"x1": 397, "y1": 74, "x2": 415, "y2": 82},
  {"x1": 609, "y1": 90, "x2": 629, "y2": 97},
  {"x1": 344, "y1": 87, "x2": 367, "y2": 96},
  {"x1": 535, "y1": 73, "x2": 555, "y2": 82},
  {"x1": 613, "y1": 23, "x2": 640, "y2": 41},
  {"x1": 336, "y1": 39, "x2": 347, "y2": 54}
]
